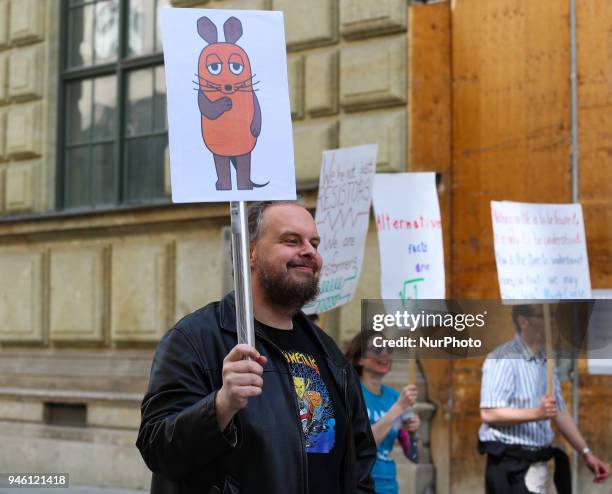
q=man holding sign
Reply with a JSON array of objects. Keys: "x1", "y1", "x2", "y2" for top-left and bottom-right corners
[
  {"x1": 478, "y1": 304, "x2": 609, "y2": 493},
  {"x1": 137, "y1": 201, "x2": 376, "y2": 494}
]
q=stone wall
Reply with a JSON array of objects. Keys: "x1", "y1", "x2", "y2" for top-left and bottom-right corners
[
  {"x1": 0, "y1": 0, "x2": 57, "y2": 215},
  {"x1": 0, "y1": 206, "x2": 231, "y2": 489},
  {"x1": 0, "y1": 212, "x2": 229, "y2": 345}
]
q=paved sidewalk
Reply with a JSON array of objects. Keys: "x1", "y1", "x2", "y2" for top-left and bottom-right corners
[{"x1": 0, "y1": 487, "x2": 147, "y2": 493}]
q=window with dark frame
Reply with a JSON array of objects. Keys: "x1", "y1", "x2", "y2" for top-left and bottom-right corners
[{"x1": 59, "y1": 0, "x2": 170, "y2": 210}]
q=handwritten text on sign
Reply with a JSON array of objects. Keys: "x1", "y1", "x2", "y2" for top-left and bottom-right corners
[
  {"x1": 373, "y1": 173, "x2": 445, "y2": 301},
  {"x1": 491, "y1": 201, "x2": 592, "y2": 299},
  {"x1": 303, "y1": 144, "x2": 377, "y2": 314}
]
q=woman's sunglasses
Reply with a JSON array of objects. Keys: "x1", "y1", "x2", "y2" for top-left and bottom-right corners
[{"x1": 367, "y1": 345, "x2": 393, "y2": 355}]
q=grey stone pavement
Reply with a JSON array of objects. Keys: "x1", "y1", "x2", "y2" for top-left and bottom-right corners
[{"x1": 0, "y1": 488, "x2": 147, "y2": 493}]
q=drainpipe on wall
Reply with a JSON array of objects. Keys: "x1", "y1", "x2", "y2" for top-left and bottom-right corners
[{"x1": 569, "y1": 0, "x2": 579, "y2": 492}]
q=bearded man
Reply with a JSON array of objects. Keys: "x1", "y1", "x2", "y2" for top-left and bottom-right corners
[{"x1": 137, "y1": 201, "x2": 376, "y2": 494}]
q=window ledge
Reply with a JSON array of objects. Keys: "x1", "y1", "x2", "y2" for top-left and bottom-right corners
[
  {"x1": 0, "y1": 192, "x2": 317, "y2": 240},
  {"x1": 0, "y1": 202, "x2": 226, "y2": 239}
]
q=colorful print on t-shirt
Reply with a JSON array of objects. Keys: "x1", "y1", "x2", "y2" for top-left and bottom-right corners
[{"x1": 283, "y1": 350, "x2": 336, "y2": 453}]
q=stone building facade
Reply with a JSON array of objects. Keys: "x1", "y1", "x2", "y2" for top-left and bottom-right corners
[{"x1": 0, "y1": 0, "x2": 433, "y2": 491}]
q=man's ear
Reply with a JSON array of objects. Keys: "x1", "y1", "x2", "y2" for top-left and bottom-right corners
[
  {"x1": 517, "y1": 314, "x2": 528, "y2": 333},
  {"x1": 249, "y1": 244, "x2": 256, "y2": 269}
]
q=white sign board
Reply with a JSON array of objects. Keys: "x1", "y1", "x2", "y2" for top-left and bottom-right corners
[
  {"x1": 303, "y1": 145, "x2": 377, "y2": 314},
  {"x1": 161, "y1": 8, "x2": 296, "y2": 202},
  {"x1": 372, "y1": 173, "x2": 445, "y2": 301},
  {"x1": 491, "y1": 201, "x2": 592, "y2": 299},
  {"x1": 588, "y1": 290, "x2": 612, "y2": 375}
]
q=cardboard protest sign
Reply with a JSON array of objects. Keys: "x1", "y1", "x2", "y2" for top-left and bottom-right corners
[
  {"x1": 372, "y1": 173, "x2": 445, "y2": 301},
  {"x1": 303, "y1": 145, "x2": 377, "y2": 315},
  {"x1": 160, "y1": 8, "x2": 296, "y2": 202},
  {"x1": 491, "y1": 201, "x2": 592, "y2": 299}
]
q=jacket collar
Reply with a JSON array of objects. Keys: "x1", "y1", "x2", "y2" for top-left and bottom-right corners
[
  {"x1": 219, "y1": 291, "x2": 344, "y2": 366},
  {"x1": 219, "y1": 291, "x2": 238, "y2": 333}
]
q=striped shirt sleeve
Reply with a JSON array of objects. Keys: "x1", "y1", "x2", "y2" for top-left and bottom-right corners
[
  {"x1": 554, "y1": 367, "x2": 566, "y2": 412},
  {"x1": 480, "y1": 357, "x2": 514, "y2": 408}
]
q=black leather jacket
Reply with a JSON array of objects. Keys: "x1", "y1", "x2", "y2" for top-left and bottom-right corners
[{"x1": 136, "y1": 292, "x2": 376, "y2": 494}]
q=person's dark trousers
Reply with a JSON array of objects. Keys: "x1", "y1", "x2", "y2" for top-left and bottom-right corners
[{"x1": 479, "y1": 441, "x2": 571, "y2": 494}]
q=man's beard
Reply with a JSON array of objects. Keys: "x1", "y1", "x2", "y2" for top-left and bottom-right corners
[{"x1": 255, "y1": 259, "x2": 320, "y2": 310}]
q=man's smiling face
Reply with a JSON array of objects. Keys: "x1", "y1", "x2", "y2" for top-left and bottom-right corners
[{"x1": 250, "y1": 203, "x2": 322, "y2": 310}]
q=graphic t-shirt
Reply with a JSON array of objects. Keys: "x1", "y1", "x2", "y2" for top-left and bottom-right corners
[
  {"x1": 361, "y1": 384, "x2": 400, "y2": 494},
  {"x1": 258, "y1": 320, "x2": 347, "y2": 494}
]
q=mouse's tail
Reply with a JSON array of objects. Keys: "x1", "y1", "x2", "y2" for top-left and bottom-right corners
[{"x1": 230, "y1": 156, "x2": 269, "y2": 188}]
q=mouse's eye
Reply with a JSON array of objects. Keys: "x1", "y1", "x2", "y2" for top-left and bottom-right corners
[
  {"x1": 229, "y1": 62, "x2": 244, "y2": 75},
  {"x1": 207, "y1": 63, "x2": 222, "y2": 75}
]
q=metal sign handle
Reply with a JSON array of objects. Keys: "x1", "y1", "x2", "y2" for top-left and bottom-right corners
[{"x1": 230, "y1": 201, "x2": 255, "y2": 347}]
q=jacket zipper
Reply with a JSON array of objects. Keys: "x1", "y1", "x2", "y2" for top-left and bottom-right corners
[
  {"x1": 341, "y1": 365, "x2": 355, "y2": 493},
  {"x1": 342, "y1": 367, "x2": 351, "y2": 420},
  {"x1": 255, "y1": 331, "x2": 309, "y2": 494},
  {"x1": 324, "y1": 357, "x2": 355, "y2": 494}
]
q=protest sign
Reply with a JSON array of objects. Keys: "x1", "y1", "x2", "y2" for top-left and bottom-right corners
[
  {"x1": 161, "y1": 8, "x2": 296, "y2": 202},
  {"x1": 491, "y1": 201, "x2": 592, "y2": 299},
  {"x1": 303, "y1": 145, "x2": 377, "y2": 315},
  {"x1": 372, "y1": 173, "x2": 445, "y2": 301}
]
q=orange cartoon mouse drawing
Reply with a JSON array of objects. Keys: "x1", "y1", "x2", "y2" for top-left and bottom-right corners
[{"x1": 196, "y1": 16, "x2": 268, "y2": 190}]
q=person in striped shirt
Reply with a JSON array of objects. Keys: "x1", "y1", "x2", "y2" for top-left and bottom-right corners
[{"x1": 479, "y1": 304, "x2": 609, "y2": 493}]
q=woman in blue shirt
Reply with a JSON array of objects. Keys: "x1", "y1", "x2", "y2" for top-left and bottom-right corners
[{"x1": 346, "y1": 332, "x2": 420, "y2": 494}]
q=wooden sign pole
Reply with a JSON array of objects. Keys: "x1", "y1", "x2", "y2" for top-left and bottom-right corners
[
  {"x1": 543, "y1": 304, "x2": 554, "y2": 395},
  {"x1": 408, "y1": 354, "x2": 417, "y2": 385},
  {"x1": 406, "y1": 349, "x2": 419, "y2": 461}
]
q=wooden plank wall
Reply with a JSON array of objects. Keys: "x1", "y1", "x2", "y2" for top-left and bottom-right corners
[
  {"x1": 577, "y1": 0, "x2": 612, "y2": 289},
  {"x1": 451, "y1": 0, "x2": 572, "y2": 298},
  {"x1": 408, "y1": 0, "x2": 612, "y2": 491},
  {"x1": 450, "y1": 0, "x2": 573, "y2": 491},
  {"x1": 407, "y1": 3, "x2": 452, "y2": 493},
  {"x1": 575, "y1": 0, "x2": 612, "y2": 489}
]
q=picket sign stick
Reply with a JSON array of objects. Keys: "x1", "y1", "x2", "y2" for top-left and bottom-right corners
[
  {"x1": 230, "y1": 201, "x2": 255, "y2": 348},
  {"x1": 406, "y1": 349, "x2": 419, "y2": 459},
  {"x1": 543, "y1": 303, "x2": 554, "y2": 396},
  {"x1": 408, "y1": 355, "x2": 417, "y2": 385}
]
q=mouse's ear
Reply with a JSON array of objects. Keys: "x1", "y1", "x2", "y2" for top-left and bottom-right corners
[
  {"x1": 197, "y1": 16, "x2": 218, "y2": 44},
  {"x1": 223, "y1": 16, "x2": 243, "y2": 44}
]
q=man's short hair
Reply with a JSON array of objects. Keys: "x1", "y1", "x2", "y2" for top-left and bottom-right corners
[
  {"x1": 247, "y1": 200, "x2": 305, "y2": 244},
  {"x1": 511, "y1": 304, "x2": 537, "y2": 333}
]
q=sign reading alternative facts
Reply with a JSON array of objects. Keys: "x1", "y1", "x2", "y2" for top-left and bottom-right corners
[
  {"x1": 372, "y1": 173, "x2": 445, "y2": 301},
  {"x1": 491, "y1": 201, "x2": 592, "y2": 299},
  {"x1": 303, "y1": 145, "x2": 377, "y2": 314},
  {"x1": 161, "y1": 8, "x2": 296, "y2": 202}
]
